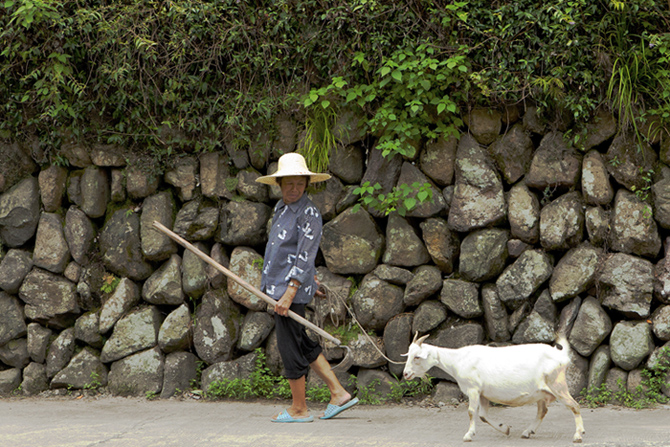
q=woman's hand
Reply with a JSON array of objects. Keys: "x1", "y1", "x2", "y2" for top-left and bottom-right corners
[{"x1": 275, "y1": 284, "x2": 297, "y2": 316}]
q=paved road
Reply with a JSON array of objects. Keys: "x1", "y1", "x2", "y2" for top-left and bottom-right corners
[{"x1": 1, "y1": 396, "x2": 669, "y2": 447}]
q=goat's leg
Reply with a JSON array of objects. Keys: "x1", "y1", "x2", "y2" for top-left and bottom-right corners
[
  {"x1": 521, "y1": 396, "x2": 551, "y2": 438},
  {"x1": 549, "y1": 379, "x2": 585, "y2": 443},
  {"x1": 477, "y1": 397, "x2": 510, "y2": 436},
  {"x1": 463, "y1": 390, "x2": 481, "y2": 442}
]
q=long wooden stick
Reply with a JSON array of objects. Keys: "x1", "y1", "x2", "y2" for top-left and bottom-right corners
[{"x1": 152, "y1": 221, "x2": 344, "y2": 347}]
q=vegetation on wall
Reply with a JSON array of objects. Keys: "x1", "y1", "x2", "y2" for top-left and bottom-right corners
[{"x1": 1, "y1": 0, "x2": 669, "y2": 167}]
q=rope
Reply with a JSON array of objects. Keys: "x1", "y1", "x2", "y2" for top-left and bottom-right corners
[{"x1": 319, "y1": 282, "x2": 406, "y2": 366}]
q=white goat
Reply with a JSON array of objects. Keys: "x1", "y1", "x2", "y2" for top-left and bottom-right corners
[{"x1": 403, "y1": 333, "x2": 585, "y2": 443}]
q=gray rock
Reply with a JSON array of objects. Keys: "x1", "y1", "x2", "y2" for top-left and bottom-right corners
[
  {"x1": 307, "y1": 176, "x2": 345, "y2": 222},
  {"x1": 579, "y1": 109, "x2": 617, "y2": 151},
  {"x1": 0, "y1": 249, "x2": 32, "y2": 294},
  {"x1": 100, "y1": 306, "x2": 163, "y2": 363},
  {"x1": 74, "y1": 311, "x2": 103, "y2": 349},
  {"x1": 32, "y1": 212, "x2": 70, "y2": 274},
  {"x1": 582, "y1": 150, "x2": 614, "y2": 206},
  {"x1": 420, "y1": 217, "x2": 459, "y2": 274},
  {"x1": 488, "y1": 123, "x2": 533, "y2": 184},
  {"x1": 370, "y1": 264, "x2": 414, "y2": 286},
  {"x1": 125, "y1": 165, "x2": 159, "y2": 200},
  {"x1": 360, "y1": 150, "x2": 403, "y2": 205},
  {"x1": 322, "y1": 207, "x2": 384, "y2": 275},
  {"x1": 173, "y1": 199, "x2": 219, "y2": 241},
  {"x1": 193, "y1": 289, "x2": 241, "y2": 364},
  {"x1": 227, "y1": 247, "x2": 266, "y2": 312},
  {"x1": 512, "y1": 310, "x2": 555, "y2": 344},
  {"x1": 604, "y1": 132, "x2": 657, "y2": 192},
  {"x1": 355, "y1": 369, "x2": 397, "y2": 402},
  {"x1": 352, "y1": 275, "x2": 404, "y2": 331},
  {"x1": 598, "y1": 253, "x2": 654, "y2": 318},
  {"x1": 525, "y1": 131, "x2": 582, "y2": 191},
  {"x1": 158, "y1": 304, "x2": 193, "y2": 354},
  {"x1": 0, "y1": 292, "x2": 26, "y2": 346},
  {"x1": 464, "y1": 108, "x2": 501, "y2": 146},
  {"x1": 19, "y1": 268, "x2": 79, "y2": 326},
  {"x1": 0, "y1": 176, "x2": 40, "y2": 247},
  {"x1": 448, "y1": 135, "x2": 506, "y2": 232},
  {"x1": 539, "y1": 191, "x2": 584, "y2": 251},
  {"x1": 63, "y1": 207, "x2": 95, "y2": 266},
  {"x1": 90, "y1": 143, "x2": 127, "y2": 167},
  {"x1": 313, "y1": 267, "x2": 351, "y2": 326},
  {"x1": 653, "y1": 178, "x2": 670, "y2": 230},
  {"x1": 46, "y1": 328, "x2": 76, "y2": 378},
  {"x1": 557, "y1": 296, "x2": 582, "y2": 337},
  {"x1": 398, "y1": 162, "x2": 446, "y2": 218},
  {"x1": 549, "y1": 243, "x2": 602, "y2": 303},
  {"x1": 608, "y1": 189, "x2": 661, "y2": 259},
  {"x1": 412, "y1": 300, "x2": 448, "y2": 335},
  {"x1": 80, "y1": 166, "x2": 109, "y2": 218},
  {"x1": 236, "y1": 168, "x2": 269, "y2": 203},
  {"x1": 481, "y1": 284, "x2": 510, "y2": 342},
  {"x1": 604, "y1": 367, "x2": 628, "y2": 405},
  {"x1": 182, "y1": 242, "x2": 208, "y2": 299},
  {"x1": 419, "y1": 135, "x2": 458, "y2": 187},
  {"x1": 161, "y1": 351, "x2": 198, "y2": 398},
  {"x1": 237, "y1": 311, "x2": 274, "y2": 352},
  {"x1": 382, "y1": 213, "x2": 431, "y2": 268},
  {"x1": 332, "y1": 108, "x2": 367, "y2": 146},
  {"x1": 350, "y1": 332, "x2": 386, "y2": 369},
  {"x1": 164, "y1": 156, "x2": 198, "y2": 202},
  {"x1": 99, "y1": 277, "x2": 141, "y2": 334},
  {"x1": 0, "y1": 337, "x2": 29, "y2": 369},
  {"x1": 383, "y1": 313, "x2": 413, "y2": 376},
  {"x1": 330, "y1": 145, "x2": 365, "y2": 185},
  {"x1": 107, "y1": 347, "x2": 164, "y2": 397},
  {"x1": 140, "y1": 191, "x2": 178, "y2": 262},
  {"x1": 507, "y1": 183, "x2": 540, "y2": 244},
  {"x1": 651, "y1": 305, "x2": 670, "y2": 341},
  {"x1": 432, "y1": 381, "x2": 464, "y2": 405},
  {"x1": 0, "y1": 368, "x2": 22, "y2": 395},
  {"x1": 496, "y1": 249, "x2": 553, "y2": 310},
  {"x1": 217, "y1": 200, "x2": 271, "y2": 247},
  {"x1": 142, "y1": 254, "x2": 184, "y2": 306},
  {"x1": 440, "y1": 279, "x2": 482, "y2": 319},
  {"x1": 201, "y1": 351, "x2": 259, "y2": 393},
  {"x1": 459, "y1": 228, "x2": 508, "y2": 282},
  {"x1": 206, "y1": 243, "x2": 230, "y2": 289},
  {"x1": 51, "y1": 347, "x2": 108, "y2": 390},
  {"x1": 569, "y1": 297, "x2": 612, "y2": 357},
  {"x1": 587, "y1": 345, "x2": 611, "y2": 392},
  {"x1": 20, "y1": 362, "x2": 48, "y2": 396},
  {"x1": 26, "y1": 322, "x2": 51, "y2": 364},
  {"x1": 67, "y1": 169, "x2": 84, "y2": 207},
  {"x1": 404, "y1": 265, "x2": 442, "y2": 307},
  {"x1": 100, "y1": 208, "x2": 153, "y2": 281},
  {"x1": 567, "y1": 349, "x2": 589, "y2": 398},
  {"x1": 199, "y1": 152, "x2": 235, "y2": 200},
  {"x1": 585, "y1": 206, "x2": 610, "y2": 246},
  {"x1": 110, "y1": 169, "x2": 126, "y2": 202},
  {"x1": 38, "y1": 165, "x2": 68, "y2": 212},
  {"x1": 610, "y1": 321, "x2": 655, "y2": 371},
  {"x1": 0, "y1": 141, "x2": 38, "y2": 194}
]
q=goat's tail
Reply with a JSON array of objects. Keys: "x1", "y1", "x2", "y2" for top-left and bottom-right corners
[{"x1": 554, "y1": 333, "x2": 572, "y2": 364}]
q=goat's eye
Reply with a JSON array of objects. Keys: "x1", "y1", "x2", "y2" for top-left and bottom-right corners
[{"x1": 414, "y1": 356, "x2": 421, "y2": 361}]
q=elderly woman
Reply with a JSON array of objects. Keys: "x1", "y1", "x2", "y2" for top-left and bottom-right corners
[{"x1": 257, "y1": 153, "x2": 358, "y2": 423}]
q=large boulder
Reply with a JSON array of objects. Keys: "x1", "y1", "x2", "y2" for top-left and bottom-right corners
[{"x1": 0, "y1": 176, "x2": 40, "y2": 247}]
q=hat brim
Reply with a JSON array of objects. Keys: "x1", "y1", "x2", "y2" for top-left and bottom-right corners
[{"x1": 256, "y1": 172, "x2": 331, "y2": 186}]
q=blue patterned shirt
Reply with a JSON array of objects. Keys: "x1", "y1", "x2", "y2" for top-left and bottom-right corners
[{"x1": 261, "y1": 194, "x2": 322, "y2": 305}]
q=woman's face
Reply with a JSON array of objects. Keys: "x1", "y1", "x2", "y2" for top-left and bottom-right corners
[{"x1": 280, "y1": 176, "x2": 308, "y2": 204}]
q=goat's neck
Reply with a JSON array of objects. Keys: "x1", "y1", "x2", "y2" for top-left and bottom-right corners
[{"x1": 426, "y1": 344, "x2": 460, "y2": 377}]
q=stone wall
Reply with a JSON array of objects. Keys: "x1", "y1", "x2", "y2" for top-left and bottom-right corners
[{"x1": 0, "y1": 105, "x2": 669, "y2": 401}]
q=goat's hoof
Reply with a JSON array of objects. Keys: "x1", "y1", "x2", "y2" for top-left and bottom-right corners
[
  {"x1": 521, "y1": 430, "x2": 533, "y2": 439},
  {"x1": 573, "y1": 434, "x2": 583, "y2": 443},
  {"x1": 504, "y1": 426, "x2": 510, "y2": 436},
  {"x1": 463, "y1": 433, "x2": 474, "y2": 442}
]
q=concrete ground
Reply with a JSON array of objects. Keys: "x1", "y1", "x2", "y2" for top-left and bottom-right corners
[{"x1": 1, "y1": 396, "x2": 669, "y2": 447}]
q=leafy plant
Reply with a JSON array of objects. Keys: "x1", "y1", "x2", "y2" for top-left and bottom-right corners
[
  {"x1": 100, "y1": 273, "x2": 120, "y2": 294},
  {"x1": 352, "y1": 181, "x2": 434, "y2": 217}
]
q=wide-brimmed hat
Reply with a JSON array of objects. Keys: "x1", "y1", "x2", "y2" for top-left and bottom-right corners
[{"x1": 256, "y1": 153, "x2": 331, "y2": 186}]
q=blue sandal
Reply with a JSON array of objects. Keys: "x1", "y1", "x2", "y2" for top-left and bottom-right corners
[
  {"x1": 271, "y1": 409, "x2": 314, "y2": 423},
  {"x1": 319, "y1": 397, "x2": 359, "y2": 420}
]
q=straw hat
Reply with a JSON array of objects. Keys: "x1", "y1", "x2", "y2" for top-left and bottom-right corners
[{"x1": 256, "y1": 153, "x2": 331, "y2": 186}]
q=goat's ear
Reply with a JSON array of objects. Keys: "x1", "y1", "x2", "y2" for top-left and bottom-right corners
[
  {"x1": 416, "y1": 334, "x2": 429, "y2": 346},
  {"x1": 400, "y1": 352, "x2": 408, "y2": 357}
]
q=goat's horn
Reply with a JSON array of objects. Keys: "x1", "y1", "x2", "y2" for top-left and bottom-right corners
[
  {"x1": 416, "y1": 334, "x2": 429, "y2": 346},
  {"x1": 412, "y1": 331, "x2": 419, "y2": 344}
]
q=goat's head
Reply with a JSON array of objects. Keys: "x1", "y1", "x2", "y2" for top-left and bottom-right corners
[{"x1": 402, "y1": 332, "x2": 431, "y2": 381}]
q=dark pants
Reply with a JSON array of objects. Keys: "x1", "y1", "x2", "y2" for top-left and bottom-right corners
[{"x1": 274, "y1": 303, "x2": 322, "y2": 380}]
